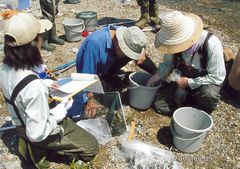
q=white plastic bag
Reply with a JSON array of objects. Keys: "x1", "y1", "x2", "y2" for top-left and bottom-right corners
[
  {"x1": 77, "y1": 117, "x2": 112, "y2": 145},
  {"x1": 116, "y1": 134, "x2": 182, "y2": 169}
]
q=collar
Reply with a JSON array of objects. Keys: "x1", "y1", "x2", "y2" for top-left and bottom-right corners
[
  {"x1": 185, "y1": 30, "x2": 208, "y2": 56},
  {"x1": 106, "y1": 25, "x2": 118, "y2": 49}
]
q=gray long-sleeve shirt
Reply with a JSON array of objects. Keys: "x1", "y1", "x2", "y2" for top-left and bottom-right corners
[{"x1": 158, "y1": 30, "x2": 226, "y2": 89}]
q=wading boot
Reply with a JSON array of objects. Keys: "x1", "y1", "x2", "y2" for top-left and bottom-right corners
[
  {"x1": 27, "y1": 143, "x2": 50, "y2": 169},
  {"x1": 64, "y1": 0, "x2": 80, "y2": 4},
  {"x1": 149, "y1": 0, "x2": 160, "y2": 30},
  {"x1": 136, "y1": 0, "x2": 149, "y2": 29},
  {"x1": 49, "y1": 22, "x2": 64, "y2": 45},
  {"x1": 18, "y1": 137, "x2": 30, "y2": 161},
  {"x1": 41, "y1": 32, "x2": 56, "y2": 51}
]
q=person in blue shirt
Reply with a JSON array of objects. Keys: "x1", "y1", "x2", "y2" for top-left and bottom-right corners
[{"x1": 68, "y1": 26, "x2": 157, "y2": 119}]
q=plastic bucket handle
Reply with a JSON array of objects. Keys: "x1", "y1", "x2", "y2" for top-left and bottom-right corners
[
  {"x1": 170, "y1": 124, "x2": 206, "y2": 140},
  {"x1": 170, "y1": 119, "x2": 203, "y2": 136},
  {"x1": 64, "y1": 23, "x2": 85, "y2": 33}
]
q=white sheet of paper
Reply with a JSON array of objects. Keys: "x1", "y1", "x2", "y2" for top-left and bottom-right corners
[
  {"x1": 50, "y1": 73, "x2": 104, "y2": 100},
  {"x1": 71, "y1": 73, "x2": 95, "y2": 81},
  {"x1": 58, "y1": 80, "x2": 97, "y2": 94}
]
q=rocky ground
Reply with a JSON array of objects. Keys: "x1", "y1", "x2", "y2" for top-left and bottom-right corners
[{"x1": 0, "y1": 0, "x2": 239, "y2": 169}]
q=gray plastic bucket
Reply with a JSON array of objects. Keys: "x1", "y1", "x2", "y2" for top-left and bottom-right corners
[
  {"x1": 75, "y1": 11, "x2": 97, "y2": 32},
  {"x1": 173, "y1": 107, "x2": 213, "y2": 138},
  {"x1": 128, "y1": 72, "x2": 161, "y2": 110},
  {"x1": 62, "y1": 18, "x2": 85, "y2": 42},
  {"x1": 170, "y1": 124, "x2": 207, "y2": 153}
]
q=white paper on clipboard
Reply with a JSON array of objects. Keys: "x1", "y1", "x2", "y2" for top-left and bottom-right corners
[{"x1": 50, "y1": 73, "x2": 104, "y2": 99}]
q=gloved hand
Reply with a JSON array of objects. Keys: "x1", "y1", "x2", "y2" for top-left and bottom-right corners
[
  {"x1": 50, "y1": 104, "x2": 67, "y2": 123},
  {"x1": 61, "y1": 97, "x2": 74, "y2": 110},
  {"x1": 50, "y1": 98, "x2": 73, "y2": 123},
  {"x1": 146, "y1": 71, "x2": 161, "y2": 86}
]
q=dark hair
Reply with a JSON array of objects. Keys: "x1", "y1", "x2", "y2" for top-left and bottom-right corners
[{"x1": 3, "y1": 35, "x2": 43, "y2": 70}]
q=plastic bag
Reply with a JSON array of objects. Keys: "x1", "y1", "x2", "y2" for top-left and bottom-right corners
[
  {"x1": 76, "y1": 117, "x2": 112, "y2": 145},
  {"x1": 116, "y1": 134, "x2": 182, "y2": 169}
]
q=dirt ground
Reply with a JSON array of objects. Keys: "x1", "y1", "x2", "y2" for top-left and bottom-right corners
[{"x1": 0, "y1": 0, "x2": 239, "y2": 169}]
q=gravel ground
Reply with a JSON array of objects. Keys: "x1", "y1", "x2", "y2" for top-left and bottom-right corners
[{"x1": 0, "y1": 0, "x2": 239, "y2": 169}]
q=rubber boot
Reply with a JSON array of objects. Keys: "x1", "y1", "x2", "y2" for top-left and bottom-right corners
[
  {"x1": 149, "y1": 0, "x2": 160, "y2": 29},
  {"x1": 49, "y1": 22, "x2": 64, "y2": 45},
  {"x1": 41, "y1": 32, "x2": 56, "y2": 51},
  {"x1": 18, "y1": 137, "x2": 30, "y2": 161},
  {"x1": 27, "y1": 143, "x2": 50, "y2": 169},
  {"x1": 136, "y1": 0, "x2": 149, "y2": 29},
  {"x1": 64, "y1": 0, "x2": 80, "y2": 4}
]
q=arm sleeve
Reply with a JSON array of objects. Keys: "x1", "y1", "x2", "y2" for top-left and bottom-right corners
[
  {"x1": 76, "y1": 39, "x2": 100, "y2": 74},
  {"x1": 188, "y1": 37, "x2": 226, "y2": 89},
  {"x1": 158, "y1": 54, "x2": 175, "y2": 80},
  {"x1": 137, "y1": 56, "x2": 158, "y2": 74},
  {"x1": 20, "y1": 80, "x2": 58, "y2": 142}
]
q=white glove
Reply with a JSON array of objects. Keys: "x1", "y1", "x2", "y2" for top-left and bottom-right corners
[
  {"x1": 50, "y1": 103, "x2": 67, "y2": 123},
  {"x1": 61, "y1": 97, "x2": 74, "y2": 110},
  {"x1": 50, "y1": 97, "x2": 73, "y2": 123}
]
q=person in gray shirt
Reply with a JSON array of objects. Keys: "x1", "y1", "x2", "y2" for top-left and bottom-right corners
[{"x1": 147, "y1": 11, "x2": 226, "y2": 116}]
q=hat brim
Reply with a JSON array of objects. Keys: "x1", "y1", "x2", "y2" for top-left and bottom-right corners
[
  {"x1": 116, "y1": 27, "x2": 142, "y2": 60},
  {"x1": 39, "y1": 19, "x2": 52, "y2": 33},
  {"x1": 154, "y1": 13, "x2": 203, "y2": 54}
]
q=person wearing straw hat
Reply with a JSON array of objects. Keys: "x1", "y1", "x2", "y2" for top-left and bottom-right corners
[
  {"x1": 0, "y1": 13, "x2": 98, "y2": 168},
  {"x1": 70, "y1": 25, "x2": 157, "y2": 119},
  {"x1": 39, "y1": 0, "x2": 65, "y2": 51},
  {"x1": 147, "y1": 11, "x2": 226, "y2": 115}
]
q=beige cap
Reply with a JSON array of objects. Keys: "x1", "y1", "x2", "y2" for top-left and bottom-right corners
[
  {"x1": 154, "y1": 11, "x2": 203, "y2": 54},
  {"x1": 116, "y1": 26, "x2": 147, "y2": 60},
  {"x1": 4, "y1": 13, "x2": 52, "y2": 46}
]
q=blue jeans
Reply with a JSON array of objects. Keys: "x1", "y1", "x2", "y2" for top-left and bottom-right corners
[{"x1": 67, "y1": 91, "x2": 87, "y2": 117}]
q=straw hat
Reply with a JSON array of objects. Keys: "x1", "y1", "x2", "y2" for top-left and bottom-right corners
[
  {"x1": 4, "y1": 13, "x2": 52, "y2": 46},
  {"x1": 116, "y1": 26, "x2": 147, "y2": 60},
  {"x1": 154, "y1": 11, "x2": 203, "y2": 54}
]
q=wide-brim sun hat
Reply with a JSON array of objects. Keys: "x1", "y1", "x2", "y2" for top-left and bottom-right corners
[
  {"x1": 4, "y1": 13, "x2": 52, "y2": 46},
  {"x1": 154, "y1": 11, "x2": 203, "y2": 54},
  {"x1": 116, "y1": 26, "x2": 147, "y2": 60}
]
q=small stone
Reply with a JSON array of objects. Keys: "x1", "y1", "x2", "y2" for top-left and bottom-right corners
[
  {"x1": 5, "y1": 154, "x2": 15, "y2": 161},
  {"x1": 237, "y1": 161, "x2": 240, "y2": 169}
]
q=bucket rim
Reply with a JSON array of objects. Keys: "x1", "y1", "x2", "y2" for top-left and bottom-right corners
[
  {"x1": 62, "y1": 18, "x2": 84, "y2": 26},
  {"x1": 170, "y1": 124, "x2": 207, "y2": 141},
  {"x1": 75, "y1": 11, "x2": 97, "y2": 16},
  {"x1": 173, "y1": 107, "x2": 214, "y2": 133},
  {"x1": 129, "y1": 72, "x2": 161, "y2": 90}
]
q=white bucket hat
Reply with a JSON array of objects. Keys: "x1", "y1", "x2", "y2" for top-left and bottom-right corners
[
  {"x1": 154, "y1": 11, "x2": 203, "y2": 54},
  {"x1": 4, "y1": 13, "x2": 52, "y2": 46},
  {"x1": 116, "y1": 26, "x2": 147, "y2": 60}
]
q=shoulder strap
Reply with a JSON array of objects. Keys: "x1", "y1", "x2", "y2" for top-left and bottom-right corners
[
  {"x1": 174, "y1": 52, "x2": 184, "y2": 68},
  {"x1": 201, "y1": 32, "x2": 213, "y2": 70},
  {"x1": 4, "y1": 74, "x2": 38, "y2": 126}
]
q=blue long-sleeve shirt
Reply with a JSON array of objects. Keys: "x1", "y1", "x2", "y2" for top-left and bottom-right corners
[
  {"x1": 69, "y1": 25, "x2": 157, "y2": 117},
  {"x1": 76, "y1": 25, "x2": 116, "y2": 76}
]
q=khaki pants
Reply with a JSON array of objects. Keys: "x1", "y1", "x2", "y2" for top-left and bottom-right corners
[
  {"x1": 18, "y1": 118, "x2": 99, "y2": 166},
  {"x1": 153, "y1": 82, "x2": 221, "y2": 116}
]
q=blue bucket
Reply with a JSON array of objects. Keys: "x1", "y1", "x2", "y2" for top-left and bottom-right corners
[
  {"x1": 5, "y1": 0, "x2": 31, "y2": 10},
  {"x1": 18, "y1": 0, "x2": 31, "y2": 10}
]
